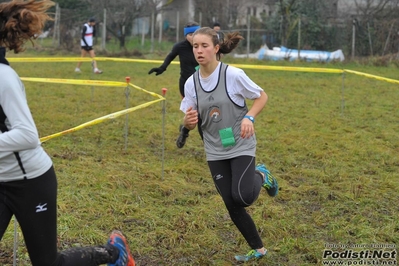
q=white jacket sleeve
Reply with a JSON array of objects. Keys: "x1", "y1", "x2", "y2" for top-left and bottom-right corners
[{"x1": 0, "y1": 68, "x2": 40, "y2": 152}]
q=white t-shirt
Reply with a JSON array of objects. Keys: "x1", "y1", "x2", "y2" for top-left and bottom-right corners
[{"x1": 180, "y1": 62, "x2": 263, "y2": 112}]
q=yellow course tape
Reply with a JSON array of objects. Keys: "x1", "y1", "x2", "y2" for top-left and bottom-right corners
[
  {"x1": 8, "y1": 57, "x2": 399, "y2": 83},
  {"x1": 129, "y1": 83, "x2": 165, "y2": 100},
  {"x1": 7, "y1": 57, "x2": 349, "y2": 74},
  {"x1": 9, "y1": 57, "x2": 345, "y2": 73},
  {"x1": 21, "y1": 77, "x2": 128, "y2": 87},
  {"x1": 39, "y1": 98, "x2": 164, "y2": 143},
  {"x1": 8, "y1": 57, "x2": 94, "y2": 62},
  {"x1": 13, "y1": 57, "x2": 399, "y2": 142},
  {"x1": 8, "y1": 57, "x2": 176, "y2": 65},
  {"x1": 20, "y1": 77, "x2": 165, "y2": 100},
  {"x1": 343, "y1": 69, "x2": 399, "y2": 85},
  {"x1": 20, "y1": 76, "x2": 165, "y2": 142},
  {"x1": 230, "y1": 64, "x2": 344, "y2": 73}
]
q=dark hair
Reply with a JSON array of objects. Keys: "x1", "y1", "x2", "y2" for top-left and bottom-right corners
[
  {"x1": 0, "y1": 0, "x2": 54, "y2": 53},
  {"x1": 185, "y1": 21, "x2": 199, "y2": 27},
  {"x1": 212, "y1": 22, "x2": 221, "y2": 28},
  {"x1": 89, "y1": 17, "x2": 96, "y2": 22},
  {"x1": 193, "y1": 27, "x2": 244, "y2": 55}
]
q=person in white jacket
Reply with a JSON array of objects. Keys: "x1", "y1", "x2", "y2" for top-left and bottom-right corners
[{"x1": 0, "y1": 1, "x2": 133, "y2": 265}]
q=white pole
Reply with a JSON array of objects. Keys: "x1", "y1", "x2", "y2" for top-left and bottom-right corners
[
  {"x1": 101, "y1": 8, "x2": 106, "y2": 50},
  {"x1": 159, "y1": 12, "x2": 163, "y2": 44},
  {"x1": 341, "y1": 72, "x2": 346, "y2": 115},
  {"x1": 383, "y1": 21, "x2": 395, "y2": 56},
  {"x1": 151, "y1": 12, "x2": 154, "y2": 53},
  {"x1": 298, "y1": 14, "x2": 301, "y2": 60},
  {"x1": 52, "y1": 4, "x2": 59, "y2": 47},
  {"x1": 13, "y1": 218, "x2": 18, "y2": 266},
  {"x1": 246, "y1": 14, "x2": 250, "y2": 57},
  {"x1": 57, "y1": 6, "x2": 61, "y2": 47},
  {"x1": 161, "y1": 88, "x2": 167, "y2": 180},
  {"x1": 141, "y1": 18, "x2": 145, "y2": 46},
  {"x1": 124, "y1": 77, "x2": 130, "y2": 151},
  {"x1": 279, "y1": 15, "x2": 283, "y2": 44},
  {"x1": 367, "y1": 22, "x2": 373, "y2": 56},
  {"x1": 352, "y1": 19, "x2": 356, "y2": 60}
]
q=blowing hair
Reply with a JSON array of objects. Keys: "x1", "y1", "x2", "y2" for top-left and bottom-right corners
[
  {"x1": 193, "y1": 27, "x2": 244, "y2": 58},
  {"x1": 0, "y1": 0, "x2": 54, "y2": 53}
]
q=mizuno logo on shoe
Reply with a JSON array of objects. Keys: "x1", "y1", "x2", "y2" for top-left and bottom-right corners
[
  {"x1": 215, "y1": 174, "x2": 223, "y2": 180},
  {"x1": 36, "y1": 203, "x2": 47, "y2": 213}
]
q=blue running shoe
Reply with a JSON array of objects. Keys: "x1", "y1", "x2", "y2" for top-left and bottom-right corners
[
  {"x1": 256, "y1": 164, "x2": 279, "y2": 197},
  {"x1": 107, "y1": 230, "x2": 135, "y2": 266},
  {"x1": 235, "y1": 249, "x2": 267, "y2": 262}
]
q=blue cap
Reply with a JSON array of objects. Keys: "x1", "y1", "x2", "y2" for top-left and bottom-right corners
[{"x1": 184, "y1": 25, "x2": 200, "y2": 36}]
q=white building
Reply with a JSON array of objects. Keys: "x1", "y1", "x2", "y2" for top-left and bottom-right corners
[
  {"x1": 159, "y1": 0, "x2": 195, "y2": 29},
  {"x1": 236, "y1": 0, "x2": 278, "y2": 26}
]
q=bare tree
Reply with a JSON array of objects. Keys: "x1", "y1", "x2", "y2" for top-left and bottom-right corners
[
  {"x1": 354, "y1": 0, "x2": 399, "y2": 18},
  {"x1": 86, "y1": 0, "x2": 146, "y2": 49},
  {"x1": 277, "y1": 0, "x2": 298, "y2": 46},
  {"x1": 194, "y1": 0, "x2": 241, "y2": 29},
  {"x1": 348, "y1": 0, "x2": 399, "y2": 56},
  {"x1": 144, "y1": 0, "x2": 164, "y2": 13}
]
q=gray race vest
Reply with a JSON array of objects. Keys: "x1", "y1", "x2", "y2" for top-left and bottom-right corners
[{"x1": 194, "y1": 63, "x2": 256, "y2": 161}]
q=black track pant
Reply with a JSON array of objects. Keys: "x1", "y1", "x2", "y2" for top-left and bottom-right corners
[
  {"x1": 179, "y1": 76, "x2": 186, "y2": 98},
  {"x1": 208, "y1": 156, "x2": 264, "y2": 249},
  {"x1": 0, "y1": 166, "x2": 119, "y2": 266}
]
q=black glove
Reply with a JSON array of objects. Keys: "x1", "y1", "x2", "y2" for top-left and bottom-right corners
[{"x1": 148, "y1": 67, "x2": 165, "y2": 76}]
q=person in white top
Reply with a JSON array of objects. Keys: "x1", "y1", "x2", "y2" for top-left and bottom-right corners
[
  {"x1": 180, "y1": 27, "x2": 279, "y2": 262},
  {"x1": 0, "y1": 1, "x2": 134, "y2": 265},
  {"x1": 75, "y1": 17, "x2": 102, "y2": 74}
]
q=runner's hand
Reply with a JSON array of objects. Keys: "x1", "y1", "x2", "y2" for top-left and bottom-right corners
[{"x1": 148, "y1": 67, "x2": 165, "y2": 75}]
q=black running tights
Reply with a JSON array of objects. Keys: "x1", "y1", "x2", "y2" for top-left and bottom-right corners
[
  {"x1": 208, "y1": 156, "x2": 264, "y2": 249},
  {"x1": 0, "y1": 166, "x2": 119, "y2": 266}
]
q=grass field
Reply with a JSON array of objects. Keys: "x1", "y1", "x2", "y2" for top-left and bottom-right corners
[{"x1": 0, "y1": 49, "x2": 398, "y2": 265}]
